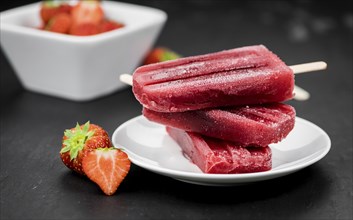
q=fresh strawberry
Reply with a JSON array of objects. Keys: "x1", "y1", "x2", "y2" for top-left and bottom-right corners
[
  {"x1": 71, "y1": 1, "x2": 104, "y2": 26},
  {"x1": 143, "y1": 47, "x2": 181, "y2": 65},
  {"x1": 82, "y1": 147, "x2": 131, "y2": 196},
  {"x1": 99, "y1": 19, "x2": 124, "y2": 33},
  {"x1": 60, "y1": 121, "x2": 111, "y2": 175},
  {"x1": 45, "y1": 13, "x2": 71, "y2": 34},
  {"x1": 40, "y1": 1, "x2": 72, "y2": 24},
  {"x1": 70, "y1": 23, "x2": 99, "y2": 36}
]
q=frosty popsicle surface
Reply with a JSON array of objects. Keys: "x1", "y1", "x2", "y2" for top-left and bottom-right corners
[
  {"x1": 133, "y1": 45, "x2": 294, "y2": 112},
  {"x1": 166, "y1": 127, "x2": 272, "y2": 174},
  {"x1": 144, "y1": 103, "x2": 296, "y2": 147}
]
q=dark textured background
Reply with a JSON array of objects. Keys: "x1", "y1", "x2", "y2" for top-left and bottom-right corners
[{"x1": 1, "y1": 1, "x2": 352, "y2": 219}]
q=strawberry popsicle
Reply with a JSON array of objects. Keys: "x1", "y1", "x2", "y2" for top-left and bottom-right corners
[
  {"x1": 167, "y1": 127, "x2": 272, "y2": 174},
  {"x1": 133, "y1": 45, "x2": 294, "y2": 112},
  {"x1": 144, "y1": 103, "x2": 295, "y2": 147}
]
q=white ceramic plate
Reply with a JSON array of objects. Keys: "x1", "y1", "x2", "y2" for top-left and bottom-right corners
[{"x1": 112, "y1": 115, "x2": 331, "y2": 186}]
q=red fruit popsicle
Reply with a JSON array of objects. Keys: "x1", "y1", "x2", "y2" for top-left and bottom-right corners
[
  {"x1": 167, "y1": 127, "x2": 272, "y2": 174},
  {"x1": 144, "y1": 103, "x2": 295, "y2": 147},
  {"x1": 133, "y1": 45, "x2": 294, "y2": 112}
]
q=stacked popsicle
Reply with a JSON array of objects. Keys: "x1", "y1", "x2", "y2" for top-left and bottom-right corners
[{"x1": 131, "y1": 45, "x2": 296, "y2": 174}]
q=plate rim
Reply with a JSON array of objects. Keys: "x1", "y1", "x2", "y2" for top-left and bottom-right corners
[{"x1": 112, "y1": 115, "x2": 331, "y2": 181}]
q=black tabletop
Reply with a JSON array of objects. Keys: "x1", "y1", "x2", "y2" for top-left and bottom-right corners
[{"x1": 1, "y1": 1, "x2": 352, "y2": 220}]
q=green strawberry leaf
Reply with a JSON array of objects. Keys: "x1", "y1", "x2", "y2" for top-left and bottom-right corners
[
  {"x1": 82, "y1": 121, "x2": 90, "y2": 133},
  {"x1": 75, "y1": 122, "x2": 81, "y2": 132},
  {"x1": 60, "y1": 145, "x2": 71, "y2": 153},
  {"x1": 70, "y1": 147, "x2": 79, "y2": 161},
  {"x1": 64, "y1": 129, "x2": 73, "y2": 138}
]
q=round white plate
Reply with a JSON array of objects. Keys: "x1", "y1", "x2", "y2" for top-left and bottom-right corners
[{"x1": 112, "y1": 115, "x2": 331, "y2": 186}]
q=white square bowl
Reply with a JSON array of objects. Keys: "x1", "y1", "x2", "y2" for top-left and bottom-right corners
[{"x1": 0, "y1": 1, "x2": 167, "y2": 101}]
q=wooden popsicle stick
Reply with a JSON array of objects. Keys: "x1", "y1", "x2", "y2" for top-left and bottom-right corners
[
  {"x1": 293, "y1": 85, "x2": 310, "y2": 101},
  {"x1": 120, "y1": 74, "x2": 133, "y2": 86},
  {"x1": 290, "y1": 61, "x2": 326, "y2": 100},
  {"x1": 291, "y1": 61, "x2": 327, "y2": 74}
]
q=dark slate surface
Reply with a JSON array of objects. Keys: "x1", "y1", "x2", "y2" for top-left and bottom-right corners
[{"x1": 1, "y1": 1, "x2": 352, "y2": 220}]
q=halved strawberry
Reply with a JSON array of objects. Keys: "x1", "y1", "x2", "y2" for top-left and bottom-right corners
[
  {"x1": 60, "y1": 121, "x2": 111, "y2": 175},
  {"x1": 45, "y1": 13, "x2": 71, "y2": 34},
  {"x1": 82, "y1": 148, "x2": 131, "y2": 196},
  {"x1": 143, "y1": 47, "x2": 181, "y2": 65},
  {"x1": 71, "y1": 1, "x2": 104, "y2": 26}
]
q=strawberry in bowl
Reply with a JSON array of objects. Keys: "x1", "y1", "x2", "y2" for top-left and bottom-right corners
[{"x1": 40, "y1": 0, "x2": 124, "y2": 36}]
